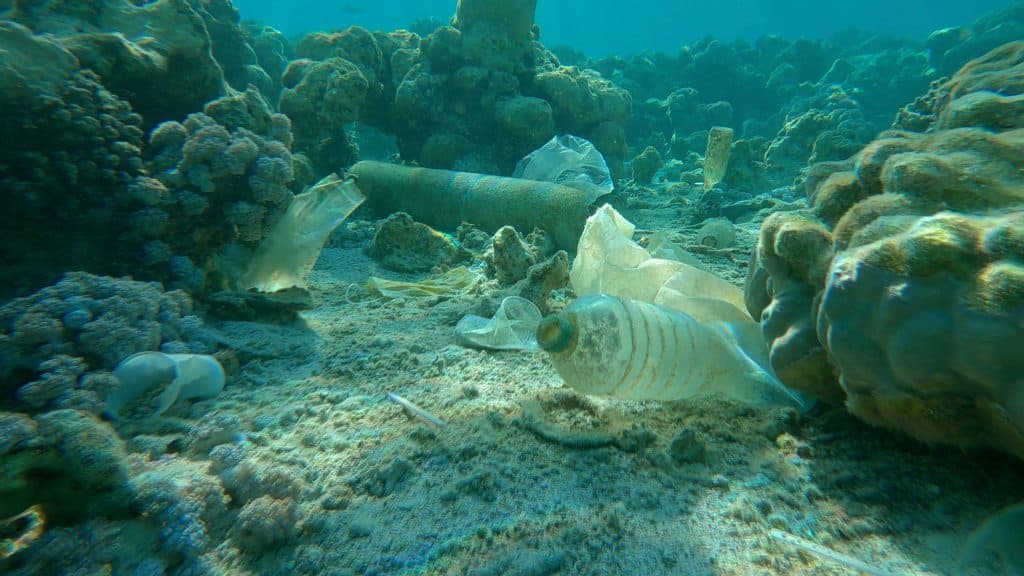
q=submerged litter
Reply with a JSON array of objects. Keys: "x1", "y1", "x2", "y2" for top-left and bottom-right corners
[
  {"x1": 455, "y1": 295, "x2": 543, "y2": 351},
  {"x1": 513, "y1": 134, "x2": 613, "y2": 204},
  {"x1": 769, "y1": 529, "x2": 893, "y2": 576},
  {"x1": 107, "y1": 352, "x2": 226, "y2": 420},
  {"x1": 367, "y1": 266, "x2": 482, "y2": 298},
  {"x1": 537, "y1": 294, "x2": 803, "y2": 407},
  {"x1": 959, "y1": 501, "x2": 1024, "y2": 575},
  {"x1": 243, "y1": 173, "x2": 365, "y2": 292},
  {"x1": 386, "y1": 392, "x2": 446, "y2": 429},
  {"x1": 0, "y1": 505, "x2": 45, "y2": 559}
]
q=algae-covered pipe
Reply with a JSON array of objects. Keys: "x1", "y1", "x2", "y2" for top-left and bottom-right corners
[{"x1": 348, "y1": 160, "x2": 591, "y2": 250}]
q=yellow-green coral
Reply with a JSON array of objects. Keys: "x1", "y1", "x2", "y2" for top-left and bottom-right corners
[{"x1": 745, "y1": 42, "x2": 1024, "y2": 459}]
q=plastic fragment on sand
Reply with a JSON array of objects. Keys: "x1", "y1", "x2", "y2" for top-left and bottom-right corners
[{"x1": 367, "y1": 266, "x2": 482, "y2": 298}]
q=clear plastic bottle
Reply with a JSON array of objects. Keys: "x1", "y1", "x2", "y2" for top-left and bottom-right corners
[{"x1": 537, "y1": 294, "x2": 803, "y2": 407}]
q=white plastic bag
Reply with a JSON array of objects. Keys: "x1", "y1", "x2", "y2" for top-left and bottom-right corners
[{"x1": 513, "y1": 135, "x2": 613, "y2": 204}]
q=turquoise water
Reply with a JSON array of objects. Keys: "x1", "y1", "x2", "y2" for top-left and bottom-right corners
[{"x1": 233, "y1": 0, "x2": 1016, "y2": 54}]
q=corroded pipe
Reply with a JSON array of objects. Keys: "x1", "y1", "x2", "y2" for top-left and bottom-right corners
[{"x1": 348, "y1": 160, "x2": 591, "y2": 250}]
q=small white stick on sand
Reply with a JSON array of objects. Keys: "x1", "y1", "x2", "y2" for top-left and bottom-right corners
[
  {"x1": 770, "y1": 529, "x2": 893, "y2": 576},
  {"x1": 386, "y1": 392, "x2": 446, "y2": 429}
]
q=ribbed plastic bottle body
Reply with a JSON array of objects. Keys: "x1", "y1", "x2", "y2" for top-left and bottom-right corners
[{"x1": 545, "y1": 294, "x2": 752, "y2": 401}]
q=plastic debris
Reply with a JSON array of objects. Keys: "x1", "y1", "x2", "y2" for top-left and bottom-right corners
[
  {"x1": 770, "y1": 529, "x2": 893, "y2": 576},
  {"x1": 387, "y1": 392, "x2": 446, "y2": 428},
  {"x1": 695, "y1": 218, "x2": 737, "y2": 249},
  {"x1": 571, "y1": 203, "x2": 751, "y2": 324},
  {"x1": 242, "y1": 173, "x2": 365, "y2": 292},
  {"x1": 107, "y1": 352, "x2": 225, "y2": 420},
  {"x1": 350, "y1": 161, "x2": 590, "y2": 250},
  {"x1": 537, "y1": 294, "x2": 803, "y2": 407},
  {"x1": 367, "y1": 266, "x2": 482, "y2": 299},
  {"x1": 513, "y1": 134, "x2": 614, "y2": 204},
  {"x1": 0, "y1": 505, "x2": 44, "y2": 559},
  {"x1": 703, "y1": 126, "x2": 734, "y2": 191},
  {"x1": 959, "y1": 501, "x2": 1024, "y2": 575},
  {"x1": 455, "y1": 296, "x2": 543, "y2": 351}
]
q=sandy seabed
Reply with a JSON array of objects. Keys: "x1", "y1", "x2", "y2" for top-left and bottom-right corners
[{"x1": 196, "y1": 197, "x2": 1023, "y2": 576}]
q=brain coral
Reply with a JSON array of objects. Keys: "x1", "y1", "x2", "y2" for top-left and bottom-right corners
[{"x1": 745, "y1": 42, "x2": 1024, "y2": 459}]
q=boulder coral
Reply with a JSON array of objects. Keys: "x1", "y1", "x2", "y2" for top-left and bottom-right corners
[
  {"x1": 286, "y1": 5, "x2": 631, "y2": 176},
  {"x1": 744, "y1": 42, "x2": 1024, "y2": 458},
  {"x1": 0, "y1": 7, "x2": 290, "y2": 297},
  {"x1": 6, "y1": 0, "x2": 271, "y2": 127},
  {"x1": 0, "y1": 23, "x2": 151, "y2": 298}
]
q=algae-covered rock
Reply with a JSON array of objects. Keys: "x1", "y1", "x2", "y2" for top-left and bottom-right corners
[
  {"x1": 1, "y1": 409, "x2": 130, "y2": 522},
  {"x1": 280, "y1": 57, "x2": 367, "y2": 174},
  {"x1": 484, "y1": 226, "x2": 536, "y2": 285},
  {"x1": 631, "y1": 146, "x2": 663, "y2": 185},
  {"x1": 454, "y1": 0, "x2": 538, "y2": 40},
  {"x1": 368, "y1": 212, "x2": 472, "y2": 273}
]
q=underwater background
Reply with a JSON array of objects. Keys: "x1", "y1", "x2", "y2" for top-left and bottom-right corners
[
  {"x1": 233, "y1": 0, "x2": 1015, "y2": 55},
  {"x1": 1, "y1": 0, "x2": 1023, "y2": 575}
]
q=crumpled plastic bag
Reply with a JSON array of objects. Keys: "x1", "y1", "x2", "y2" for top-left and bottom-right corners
[
  {"x1": 513, "y1": 134, "x2": 613, "y2": 204},
  {"x1": 455, "y1": 296, "x2": 543, "y2": 351},
  {"x1": 242, "y1": 173, "x2": 364, "y2": 292},
  {"x1": 570, "y1": 204, "x2": 750, "y2": 324},
  {"x1": 367, "y1": 266, "x2": 482, "y2": 298}
]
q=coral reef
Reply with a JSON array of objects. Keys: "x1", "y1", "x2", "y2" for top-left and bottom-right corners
[
  {"x1": 0, "y1": 408, "x2": 130, "y2": 521},
  {"x1": 0, "y1": 13, "x2": 294, "y2": 297},
  {"x1": 279, "y1": 53, "x2": 368, "y2": 174},
  {"x1": 744, "y1": 43, "x2": 1024, "y2": 458},
  {"x1": 146, "y1": 88, "x2": 299, "y2": 291},
  {"x1": 762, "y1": 84, "x2": 878, "y2": 182},
  {"x1": 925, "y1": 3, "x2": 1024, "y2": 76},
  {"x1": 0, "y1": 271, "x2": 235, "y2": 569},
  {"x1": 286, "y1": 5, "x2": 631, "y2": 176},
  {"x1": 3, "y1": 2, "x2": 1024, "y2": 574},
  {"x1": 0, "y1": 23, "x2": 151, "y2": 298},
  {"x1": 0, "y1": 272, "x2": 214, "y2": 400},
  {"x1": 596, "y1": 30, "x2": 934, "y2": 194},
  {"x1": 895, "y1": 41, "x2": 1024, "y2": 133},
  {"x1": 5, "y1": 0, "x2": 263, "y2": 127},
  {"x1": 131, "y1": 457, "x2": 231, "y2": 573},
  {"x1": 6, "y1": 0, "x2": 279, "y2": 124}
]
